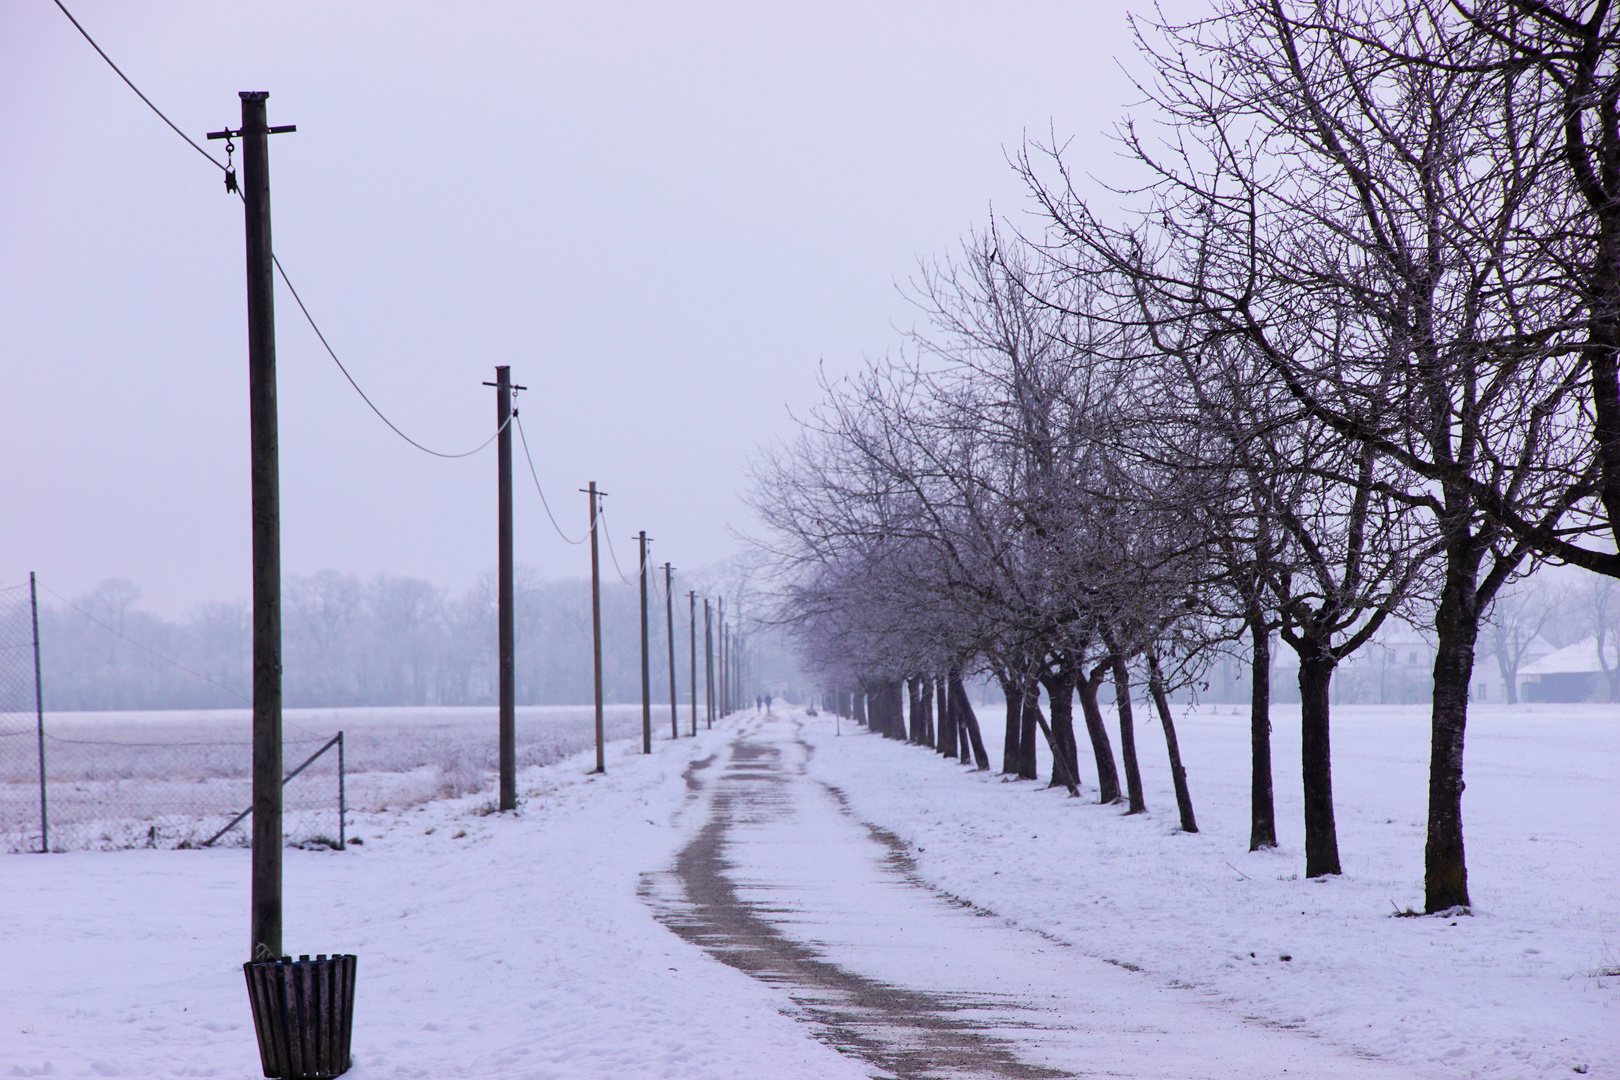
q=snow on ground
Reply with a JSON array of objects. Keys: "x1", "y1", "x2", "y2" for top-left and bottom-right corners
[
  {"x1": 799, "y1": 703, "x2": 1618, "y2": 1080},
  {"x1": 0, "y1": 705, "x2": 651, "y2": 852},
  {"x1": 0, "y1": 702, "x2": 1612, "y2": 1079},
  {"x1": 0, "y1": 722, "x2": 871, "y2": 1080}
]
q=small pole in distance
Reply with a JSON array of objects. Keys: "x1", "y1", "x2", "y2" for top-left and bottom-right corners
[
  {"x1": 704, "y1": 599, "x2": 714, "y2": 730},
  {"x1": 665, "y1": 563, "x2": 678, "y2": 740},
  {"x1": 638, "y1": 530, "x2": 652, "y2": 755},
  {"x1": 688, "y1": 591, "x2": 698, "y2": 737},
  {"x1": 583, "y1": 483, "x2": 606, "y2": 773},
  {"x1": 29, "y1": 572, "x2": 47, "y2": 854}
]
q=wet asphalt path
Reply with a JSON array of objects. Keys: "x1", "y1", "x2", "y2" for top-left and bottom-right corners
[{"x1": 642, "y1": 713, "x2": 1422, "y2": 1080}]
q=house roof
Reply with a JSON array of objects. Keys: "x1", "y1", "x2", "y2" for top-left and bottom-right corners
[{"x1": 1518, "y1": 635, "x2": 1619, "y2": 677}]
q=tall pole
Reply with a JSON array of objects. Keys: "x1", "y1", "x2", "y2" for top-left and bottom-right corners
[
  {"x1": 29, "y1": 572, "x2": 47, "y2": 855},
  {"x1": 688, "y1": 591, "x2": 697, "y2": 737},
  {"x1": 586, "y1": 483, "x2": 605, "y2": 773},
  {"x1": 704, "y1": 599, "x2": 714, "y2": 729},
  {"x1": 718, "y1": 600, "x2": 726, "y2": 718},
  {"x1": 493, "y1": 366, "x2": 516, "y2": 809},
  {"x1": 638, "y1": 531, "x2": 651, "y2": 754},
  {"x1": 218, "y1": 91, "x2": 295, "y2": 962},
  {"x1": 665, "y1": 564, "x2": 677, "y2": 740}
]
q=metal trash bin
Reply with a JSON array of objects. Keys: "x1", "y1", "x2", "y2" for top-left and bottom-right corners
[{"x1": 243, "y1": 953, "x2": 357, "y2": 1079}]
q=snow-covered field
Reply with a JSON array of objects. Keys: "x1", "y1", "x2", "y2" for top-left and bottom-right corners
[
  {"x1": 809, "y1": 702, "x2": 1619, "y2": 1080},
  {"x1": 0, "y1": 705, "x2": 650, "y2": 852},
  {"x1": 0, "y1": 702, "x2": 1612, "y2": 1078}
]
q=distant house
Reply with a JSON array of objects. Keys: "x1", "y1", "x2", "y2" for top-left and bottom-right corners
[
  {"x1": 1325, "y1": 622, "x2": 1437, "y2": 705},
  {"x1": 1476, "y1": 633, "x2": 1556, "y2": 704},
  {"x1": 1518, "y1": 636, "x2": 1620, "y2": 702}
]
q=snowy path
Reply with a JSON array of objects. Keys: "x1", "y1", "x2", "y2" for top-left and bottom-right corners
[{"x1": 645, "y1": 713, "x2": 1424, "y2": 1080}]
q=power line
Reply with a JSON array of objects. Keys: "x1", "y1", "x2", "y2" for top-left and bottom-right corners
[
  {"x1": 37, "y1": 582, "x2": 249, "y2": 705},
  {"x1": 36, "y1": 582, "x2": 324, "y2": 738},
  {"x1": 271, "y1": 253, "x2": 508, "y2": 459},
  {"x1": 597, "y1": 505, "x2": 639, "y2": 587},
  {"x1": 52, "y1": 1, "x2": 504, "y2": 462},
  {"x1": 53, "y1": 0, "x2": 228, "y2": 172},
  {"x1": 514, "y1": 413, "x2": 590, "y2": 545},
  {"x1": 43, "y1": 732, "x2": 329, "y2": 748}
]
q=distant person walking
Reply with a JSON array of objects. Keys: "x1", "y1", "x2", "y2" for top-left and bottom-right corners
[{"x1": 765, "y1": 693, "x2": 773, "y2": 713}]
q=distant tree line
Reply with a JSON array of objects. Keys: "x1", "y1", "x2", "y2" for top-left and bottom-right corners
[
  {"x1": 751, "y1": 0, "x2": 1620, "y2": 914},
  {"x1": 30, "y1": 564, "x2": 801, "y2": 712}
]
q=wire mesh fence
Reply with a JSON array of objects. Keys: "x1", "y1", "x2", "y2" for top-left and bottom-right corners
[
  {"x1": 2, "y1": 574, "x2": 654, "y2": 853},
  {"x1": 0, "y1": 581, "x2": 48, "y2": 850},
  {"x1": 0, "y1": 711, "x2": 346, "y2": 854},
  {"x1": 0, "y1": 578, "x2": 348, "y2": 853}
]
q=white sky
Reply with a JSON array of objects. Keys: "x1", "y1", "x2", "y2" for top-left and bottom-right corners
[{"x1": 2, "y1": 1, "x2": 1177, "y2": 615}]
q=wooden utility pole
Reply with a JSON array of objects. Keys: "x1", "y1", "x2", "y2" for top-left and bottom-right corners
[
  {"x1": 704, "y1": 599, "x2": 714, "y2": 729},
  {"x1": 717, "y1": 598, "x2": 726, "y2": 717},
  {"x1": 638, "y1": 531, "x2": 651, "y2": 754},
  {"x1": 585, "y1": 483, "x2": 605, "y2": 773},
  {"x1": 484, "y1": 366, "x2": 523, "y2": 810},
  {"x1": 664, "y1": 563, "x2": 677, "y2": 740},
  {"x1": 210, "y1": 92, "x2": 294, "y2": 962},
  {"x1": 688, "y1": 590, "x2": 697, "y2": 737}
]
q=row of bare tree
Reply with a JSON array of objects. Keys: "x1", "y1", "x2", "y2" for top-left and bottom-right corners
[
  {"x1": 752, "y1": 0, "x2": 1620, "y2": 914},
  {"x1": 30, "y1": 565, "x2": 787, "y2": 711}
]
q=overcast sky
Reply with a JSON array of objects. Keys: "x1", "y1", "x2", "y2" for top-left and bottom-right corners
[{"x1": 3, "y1": 1, "x2": 1181, "y2": 616}]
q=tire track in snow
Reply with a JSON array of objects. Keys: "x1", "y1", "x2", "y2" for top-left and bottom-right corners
[
  {"x1": 644, "y1": 715, "x2": 1072, "y2": 1079},
  {"x1": 643, "y1": 714, "x2": 1428, "y2": 1080}
]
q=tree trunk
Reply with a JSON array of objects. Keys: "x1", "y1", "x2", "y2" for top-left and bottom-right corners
[
  {"x1": 952, "y1": 680, "x2": 970, "y2": 763},
  {"x1": 853, "y1": 685, "x2": 867, "y2": 727},
  {"x1": 936, "y1": 672, "x2": 957, "y2": 757},
  {"x1": 1146, "y1": 651, "x2": 1196, "y2": 833},
  {"x1": 1295, "y1": 637, "x2": 1341, "y2": 877},
  {"x1": 1249, "y1": 615, "x2": 1277, "y2": 850},
  {"x1": 1493, "y1": 629, "x2": 1520, "y2": 705},
  {"x1": 1038, "y1": 667, "x2": 1082, "y2": 793},
  {"x1": 886, "y1": 680, "x2": 907, "y2": 740},
  {"x1": 906, "y1": 676, "x2": 923, "y2": 743},
  {"x1": 1426, "y1": 540, "x2": 1480, "y2": 912},
  {"x1": 950, "y1": 673, "x2": 990, "y2": 770},
  {"x1": 919, "y1": 675, "x2": 935, "y2": 745},
  {"x1": 1018, "y1": 675, "x2": 1039, "y2": 780},
  {"x1": 996, "y1": 669, "x2": 1021, "y2": 773},
  {"x1": 1108, "y1": 651, "x2": 1146, "y2": 815},
  {"x1": 1076, "y1": 662, "x2": 1122, "y2": 804},
  {"x1": 1023, "y1": 695, "x2": 1078, "y2": 796}
]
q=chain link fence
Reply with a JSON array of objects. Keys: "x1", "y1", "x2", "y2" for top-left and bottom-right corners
[
  {"x1": 0, "y1": 714, "x2": 347, "y2": 854},
  {"x1": 0, "y1": 582, "x2": 48, "y2": 850},
  {"x1": 3, "y1": 575, "x2": 661, "y2": 853},
  {"x1": 2, "y1": 579, "x2": 345, "y2": 852}
]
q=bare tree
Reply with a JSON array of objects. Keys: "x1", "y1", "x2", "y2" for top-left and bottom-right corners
[
  {"x1": 1579, "y1": 575, "x2": 1620, "y2": 700},
  {"x1": 1023, "y1": 0, "x2": 1588, "y2": 907},
  {"x1": 1482, "y1": 575, "x2": 1562, "y2": 703}
]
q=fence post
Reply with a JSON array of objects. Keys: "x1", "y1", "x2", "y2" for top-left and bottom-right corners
[
  {"x1": 337, "y1": 731, "x2": 346, "y2": 851},
  {"x1": 29, "y1": 572, "x2": 47, "y2": 855}
]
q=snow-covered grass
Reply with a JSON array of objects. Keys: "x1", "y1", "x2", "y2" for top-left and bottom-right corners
[
  {"x1": 0, "y1": 720, "x2": 871, "y2": 1079},
  {"x1": 801, "y1": 702, "x2": 1618, "y2": 1080},
  {"x1": 0, "y1": 705, "x2": 650, "y2": 851},
  {"x1": 0, "y1": 702, "x2": 1611, "y2": 1078}
]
